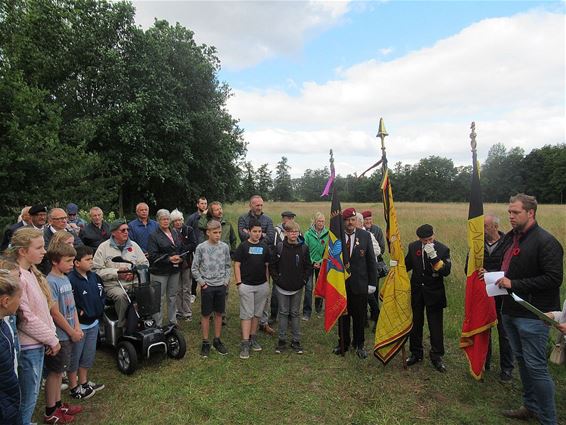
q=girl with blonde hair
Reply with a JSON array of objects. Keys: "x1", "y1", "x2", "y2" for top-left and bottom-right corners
[{"x1": 6, "y1": 228, "x2": 60, "y2": 425}]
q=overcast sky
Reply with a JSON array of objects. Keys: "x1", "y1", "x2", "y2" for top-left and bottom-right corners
[{"x1": 132, "y1": 1, "x2": 565, "y2": 177}]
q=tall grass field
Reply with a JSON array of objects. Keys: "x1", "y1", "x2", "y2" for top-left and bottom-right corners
[{"x1": 36, "y1": 202, "x2": 566, "y2": 424}]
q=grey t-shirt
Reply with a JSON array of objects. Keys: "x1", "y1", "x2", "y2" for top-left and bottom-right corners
[{"x1": 191, "y1": 241, "x2": 231, "y2": 287}]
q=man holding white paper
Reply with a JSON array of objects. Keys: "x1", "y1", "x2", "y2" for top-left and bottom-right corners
[{"x1": 496, "y1": 194, "x2": 563, "y2": 425}]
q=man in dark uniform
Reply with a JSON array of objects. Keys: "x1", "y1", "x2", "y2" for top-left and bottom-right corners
[
  {"x1": 333, "y1": 207, "x2": 377, "y2": 359},
  {"x1": 405, "y1": 224, "x2": 451, "y2": 372}
]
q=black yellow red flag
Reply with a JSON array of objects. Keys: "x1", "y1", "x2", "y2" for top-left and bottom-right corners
[{"x1": 459, "y1": 123, "x2": 497, "y2": 380}]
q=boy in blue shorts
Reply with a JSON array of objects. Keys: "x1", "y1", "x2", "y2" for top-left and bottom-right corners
[
  {"x1": 45, "y1": 243, "x2": 83, "y2": 424},
  {"x1": 191, "y1": 220, "x2": 232, "y2": 357},
  {"x1": 233, "y1": 219, "x2": 271, "y2": 359},
  {"x1": 67, "y1": 245, "x2": 105, "y2": 400}
]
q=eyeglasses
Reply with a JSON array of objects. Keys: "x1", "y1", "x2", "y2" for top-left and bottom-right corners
[
  {"x1": 52, "y1": 216, "x2": 68, "y2": 221},
  {"x1": 68, "y1": 213, "x2": 77, "y2": 217},
  {"x1": 118, "y1": 228, "x2": 129, "y2": 233}
]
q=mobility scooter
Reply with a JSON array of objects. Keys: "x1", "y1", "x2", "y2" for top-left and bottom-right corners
[{"x1": 98, "y1": 257, "x2": 186, "y2": 374}]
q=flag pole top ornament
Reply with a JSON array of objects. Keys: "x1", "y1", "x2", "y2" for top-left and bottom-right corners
[
  {"x1": 377, "y1": 117, "x2": 388, "y2": 170},
  {"x1": 470, "y1": 121, "x2": 477, "y2": 152}
]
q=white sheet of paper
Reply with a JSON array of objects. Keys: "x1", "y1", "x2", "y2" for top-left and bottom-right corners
[{"x1": 483, "y1": 271, "x2": 508, "y2": 297}]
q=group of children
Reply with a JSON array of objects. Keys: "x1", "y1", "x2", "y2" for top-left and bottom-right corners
[
  {"x1": 1, "y1": 215, "x2": 313, "y2": 423},
  {"x1": 1, "y1": 228, "x2": 105, "y2": 425},
  {"x1": 192, "y1": 218, "x2": 312, "y2": 360}
]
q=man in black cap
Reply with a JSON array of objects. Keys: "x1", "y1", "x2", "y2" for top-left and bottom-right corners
[
  {"x1": 274, "y1": 211, "x2": 297, "y2": 245},
  {"x1": 334, "y1": 207, "x2": 377, "y2": 359},
  {"x1": 27, "y1": 205, "x2": 48, "y2": 229},
  {"x1": 405, "y1": 224, "x2": 451, "y2": 372}
]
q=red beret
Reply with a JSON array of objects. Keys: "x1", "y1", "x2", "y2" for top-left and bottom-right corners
[
  {"x1": 361, "y1": 210, "x2": 372, "y2": 219},
  {"x1": 342, "y1": 207, "x2": 356, "y2": 220}
]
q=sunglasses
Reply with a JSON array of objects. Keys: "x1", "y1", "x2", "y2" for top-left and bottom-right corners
[{"x1": 118, "y1": 228, "x2": 129, "y2": 233}]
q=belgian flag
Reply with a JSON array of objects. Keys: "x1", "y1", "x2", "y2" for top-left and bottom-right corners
[{"x1": 459, "y1": 127, "x2": 497, "y2": 380}]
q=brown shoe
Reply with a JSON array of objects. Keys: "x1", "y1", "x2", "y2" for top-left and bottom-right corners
[
  {"x1": 259, "y1": 323, "x2": 275, "y2": 336},
  {"x1": 502, "y1": 406, "x2": 538, "y2": 421}
]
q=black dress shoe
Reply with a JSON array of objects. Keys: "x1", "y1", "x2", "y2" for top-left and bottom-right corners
[
  {"x1": 431, "y1": 358, "x2": 447, "y2": 373},
  {"x1": 406, "y1": 354, "x2": 423, "y2": 366},
  {"x1": 356, "y1": 347, "x2": 368, "y2": 359},
  {"x1": 332, "y1": 345, "x2": 349, "y2": 355}
]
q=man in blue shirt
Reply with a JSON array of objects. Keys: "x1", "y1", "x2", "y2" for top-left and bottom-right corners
[{"x1": 127, "y1": 202, "x2": 158, "y2": 254}]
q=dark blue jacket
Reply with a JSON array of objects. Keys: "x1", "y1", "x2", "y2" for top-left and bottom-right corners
[
  {"x1": 68, "y1": 269, "x2": 105, "y2": 325},
  {"x1": 0, "y1": 319, "x2": 22, "y2": 425}
]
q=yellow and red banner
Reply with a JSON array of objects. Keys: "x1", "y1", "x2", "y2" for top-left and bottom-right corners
[
  {"x1": 459, "y1": 145, "x2": 497, "y2": 380},
  {"x1": 315, "y1": 187, "x2": 349, "y2": 332},
  {"x1": 374, "y1": 170, "x2": 412, "y2": 364}
]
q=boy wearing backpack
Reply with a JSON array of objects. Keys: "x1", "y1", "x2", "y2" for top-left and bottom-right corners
[{"x1": 271, "y1": 221, "x2": 312, "y2": 354}]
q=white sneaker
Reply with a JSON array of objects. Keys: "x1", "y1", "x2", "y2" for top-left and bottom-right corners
[{"x1": 190, "y1": 295, "x2": 196, "y2": 303}]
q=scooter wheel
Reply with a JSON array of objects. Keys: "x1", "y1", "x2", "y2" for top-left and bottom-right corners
[
  {"x1": 117, "y1": 341, "x2": 138, "y2": 375},
  {"x1": 166, "y1": 328, "x2": 187, "y2": 359}
]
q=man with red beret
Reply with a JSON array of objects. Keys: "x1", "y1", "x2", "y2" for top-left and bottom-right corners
[
  {"x1": 405, "y1": 224, "x2": 451, "y2": 372},
  {"x1": 334, "y1": 207, "x2": 377, "y2": 359}
]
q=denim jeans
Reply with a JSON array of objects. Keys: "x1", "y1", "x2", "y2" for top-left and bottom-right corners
[
  {"x1": 502, "y1": 315, "x2": 556, "y2": 425},
  {"x1": 276, "y1": 287, "x2": 302, "y2": 342},
  {"x1": 18, "y1": 347, "x2": 45, "y2": 425}
]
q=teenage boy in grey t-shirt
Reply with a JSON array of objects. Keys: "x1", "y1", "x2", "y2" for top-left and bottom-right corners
[{"x1": 191, "y1": 220, "x2": 231, "y2": 357}]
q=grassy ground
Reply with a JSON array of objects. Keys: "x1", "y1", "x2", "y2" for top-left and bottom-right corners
[{"x1": 35, "y1": 202, "x2": 566, "y2": 424}]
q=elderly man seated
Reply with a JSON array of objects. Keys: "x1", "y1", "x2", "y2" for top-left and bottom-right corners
[{"x1": 93, "y1": 219, "x2": 149, "y2": 328}]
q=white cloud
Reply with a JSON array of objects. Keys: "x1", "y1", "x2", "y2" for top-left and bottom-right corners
[
  {"x1": 228, "y1": 10, "x2": 565, "y2": 177},
  {"x1": 379, "y1": 47, "x2": 393, "y2": 56},
  {"x1": 131, "y1": 0, "x2": 351, "y2": 69}
]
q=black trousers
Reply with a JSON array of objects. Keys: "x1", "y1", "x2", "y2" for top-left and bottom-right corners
[
  {"x1": 409, "y1": 293, "x2": 444, "y2": 360},
  {"x1": 486, "y1": 296, "x2": 514, "y2": 373},
  {"x1": 337, "y1": 292, "x2": 368, "y2": 350}
]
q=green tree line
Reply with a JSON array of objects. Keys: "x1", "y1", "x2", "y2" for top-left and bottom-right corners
[{"x1": 241, "y1": 144, "x2": 565, "y2": 204}]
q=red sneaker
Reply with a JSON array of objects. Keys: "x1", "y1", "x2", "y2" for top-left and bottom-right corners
[
  {"x1": 44, "y1": 407, "x2": 75, "y2": 424},
  {"x1": 60, "y1": 402, "x2": 83, "y2": 415}
]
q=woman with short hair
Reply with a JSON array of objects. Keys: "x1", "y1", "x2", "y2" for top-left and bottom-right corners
[{"x1": 147, "y1": 209, "x2": 183, "y2": 326}]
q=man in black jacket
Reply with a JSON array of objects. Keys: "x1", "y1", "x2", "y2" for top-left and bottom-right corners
[
  {"x1": 482, "y1": 213, "x2": 514, "y2": 382},
  {"x1": 334, "y1": 207, "x2": 377, "y2": 359},
  {"x1": 79, "y1": 207, "x2": 110, "y2": 250},
  {"x1": 405, "y1": 224, "x2": 451, "y2": 372},
  {"x1": 496, "y1": 194, "x2": 563, "y2": 424}
]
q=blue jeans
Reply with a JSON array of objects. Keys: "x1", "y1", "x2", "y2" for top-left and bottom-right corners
[
  {"x1": 18, "y1": 347, "x2": 45, "y2": 425},
  {"x1": 502, "y1": 315, "x2": 556, "y2": 425}
]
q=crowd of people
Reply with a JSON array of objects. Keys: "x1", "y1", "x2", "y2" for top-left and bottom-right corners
[{"x1": 0, "y1": 193, "x2": 564, "y2": 425}]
